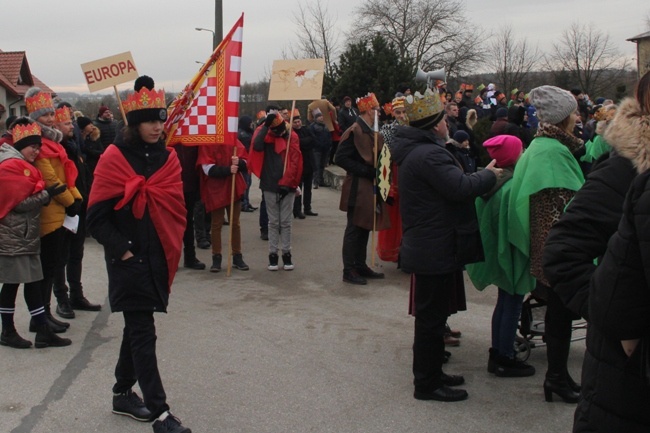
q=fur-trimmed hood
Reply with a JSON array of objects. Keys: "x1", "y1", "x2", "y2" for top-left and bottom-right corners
[{"x1": 604, "y1": 98, "x2": 650, "y2": 174}]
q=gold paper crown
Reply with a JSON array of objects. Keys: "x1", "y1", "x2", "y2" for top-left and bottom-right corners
[
  {"x1": 25, "y1": 91, "x2": 54, "y2": 114},
  {"x1": 356, "y1": 93, "x2": 379, "y2": 113},
  {"x1": 13, "y1": 122, "x2": 41, "y2": 143},
  {"x1": 121, "y1": 87, "x2": 166, "y2": 116},
  {"x1": 54, "y1": 107, "x2": 72, "y2": 123},
  {"x1": 404, "y1": 88, "x2": 444, "y2": 126},
  {"x1": 391, "y1": 96, "x2": 406, "y2": 111}
]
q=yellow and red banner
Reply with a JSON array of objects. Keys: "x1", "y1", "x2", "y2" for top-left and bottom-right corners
[{"x1": 165, "y1": 14, "x2": 244, "y2": 146}]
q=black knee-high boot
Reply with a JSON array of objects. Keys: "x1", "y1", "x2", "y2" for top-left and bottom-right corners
[{"x1": 543, "y1": 335, "x2": 580, "y2": 403}]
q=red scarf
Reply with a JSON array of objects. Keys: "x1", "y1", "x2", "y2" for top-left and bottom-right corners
[
  {"x1": 0, "y1": 156, "x2": 45, "y2": 220},
  {"x1": 37, "y1": 137, "x2": 78, "y2": 188},
  {"x1": 88, "y1": 145, "x2": 186, "y2": 290}
]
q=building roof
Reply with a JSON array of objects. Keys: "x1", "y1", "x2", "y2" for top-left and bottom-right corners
[
  {"x1": 0, "y1": 49, "x2": 54, "y2": 97},
  {"x1": 627, "y1": 31, "x2": 650, "y2": 42}
]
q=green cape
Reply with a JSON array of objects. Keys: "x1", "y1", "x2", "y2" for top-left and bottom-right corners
[
  {"x1": 507, "y1": 136, "x2": 585, "y2": 291},
  {"x1": 580, "y1": 134, "x2": 612, "y2": 163},
  {"x1": 467, "y1": 178, "x2": 536, "y2": 294}
]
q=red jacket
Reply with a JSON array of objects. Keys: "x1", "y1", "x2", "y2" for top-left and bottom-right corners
[{"x1": 197, "y1": 141, "x2": 248, "y2": 212}]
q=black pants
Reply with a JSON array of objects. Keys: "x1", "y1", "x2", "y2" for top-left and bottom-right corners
[
  {"x1": 39, "y1": 227, "x2": 67, "y2": 309},
  {"x1": 342, "y1": 208, "x2": 369, "y2": 270},
  {"x1": 53, "y1": 208, "x2": 87, "y2": 301},
  {"x1": 193, "y1": 200, "x2": 211, "y2": 243},
  {"x1": 182, "y1": 189, "x2": 200, "y2": 260},
  {"x1": 293, "y1": 171, "x2": 314, "y2": 214},
  {"x1": 412, "y1": 272, "x2": 453, "y2": 392},
  {"x1": 113, "y1": 310, "x2": 168, "y2": 419},
  {"x1": 259, "y1": 194, "x2": 268, "y2": 233}
]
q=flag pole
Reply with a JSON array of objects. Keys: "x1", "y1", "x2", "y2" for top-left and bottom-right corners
[
  {"x1": 371, "y1": 108, "x2": 378, "y2": 268},
  {"x1": 226, "y1": 145, "x2": 238, "y2": 276},
  {"x1": 283, "y1": 100, "x2": 296, "y2": 174}
]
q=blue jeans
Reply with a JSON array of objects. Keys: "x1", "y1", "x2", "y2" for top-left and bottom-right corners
[{"x1": 491, "y1": 288, "x2": 524, "y2": 359}]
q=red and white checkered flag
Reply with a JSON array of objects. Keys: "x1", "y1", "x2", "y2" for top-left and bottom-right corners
[{"x1": 165, "y1": 14, "x2": 243, "y2": 146}]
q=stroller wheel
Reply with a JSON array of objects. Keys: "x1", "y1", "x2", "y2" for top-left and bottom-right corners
[{"x1": 514, "y1": 336, "x2": 531, "y2": 362}]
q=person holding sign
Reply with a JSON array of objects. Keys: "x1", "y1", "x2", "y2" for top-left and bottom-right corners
[
  {"x1": 335, "y1": 93, "x2": 390, "y2": 285},
  {"x1": 87, "y1": 76, "x2": 191, "y2": 433}
]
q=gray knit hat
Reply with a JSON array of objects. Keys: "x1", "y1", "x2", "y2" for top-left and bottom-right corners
[
  {"x1": 529, "y1": 85, "x2": 577, "y2": 125},
  {"x1": 25, "y1": 87, "x2": 55, "y2": 121}
]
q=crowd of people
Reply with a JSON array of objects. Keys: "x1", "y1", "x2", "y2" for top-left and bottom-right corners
[{"x1": 1, "y1": 69, "x2": 649, "y2": 433}]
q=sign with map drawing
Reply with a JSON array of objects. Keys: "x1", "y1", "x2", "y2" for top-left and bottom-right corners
[{"x1": 268, "y1": 59, "x2": 325, "y2": 101}]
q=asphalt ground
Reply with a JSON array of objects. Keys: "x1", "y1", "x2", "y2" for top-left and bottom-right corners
[{"x1": 1, "y1": 177, "x2": 583, "y2": 433}]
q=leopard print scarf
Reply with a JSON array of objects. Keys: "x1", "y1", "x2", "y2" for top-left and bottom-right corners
[{"x1": 536, "y1": 122, "x2": 584, "y2": 154}]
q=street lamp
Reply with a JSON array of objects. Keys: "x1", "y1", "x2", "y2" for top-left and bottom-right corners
[{"x1": 195, "y1": 27, "x2": 217, "y2": 50}]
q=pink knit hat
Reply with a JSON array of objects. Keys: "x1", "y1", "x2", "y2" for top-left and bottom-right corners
[{"x1": 482, "y1": 135, "x2": 523, "y2": 168}]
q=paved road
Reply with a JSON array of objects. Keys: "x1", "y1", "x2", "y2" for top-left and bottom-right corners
[{"x1": 2, "y1": 180, "x2": 583, "y2": 433}]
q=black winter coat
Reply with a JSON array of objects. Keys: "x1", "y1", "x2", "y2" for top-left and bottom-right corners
[
  {"x1": 547, "y1": 97, "x2": 650, "y2": 433},
  {"x1": 294, "y1": 126, "x2": 316, "y2": 175},
  {"x1": 391, "y1": 126, "x2": 496, "y2": 275},
  {"x1": 576, "y1": 170, "x2": 650, "y2": 432},
  {"x1": 543, "y1": 152, "x2": 636, "y2": 319},
  {"x1": 87, "y1": 138, "x2": 171, "y2": 313}
]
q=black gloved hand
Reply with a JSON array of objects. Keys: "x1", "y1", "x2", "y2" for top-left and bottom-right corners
[
  {"x1": 278, "y1": 186, "x2": 291, "y2": 200},
  {"x1": 66, "y1": 199, "x2": 82, "y2": 217},
  {"x1": 45, "y1": 183, "x2": 67, "y2": 197},
  {"x1": 264, "y1": 113, "x2": 277, "y2": 128},
  {"x1": 207, "y1": 165, "x2": 230, "y2": 178},
  {"x1": 385, "y1": 196, "x2": 395, "y2": 206}
]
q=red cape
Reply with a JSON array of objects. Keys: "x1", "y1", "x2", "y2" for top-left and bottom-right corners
[
  {"x1": 37, "y1": 137, "x2": 78, "y2": 188},
  {"x1": 0, "y1": 156, "x2": 45, "y2": 220},
  {"x1": 88, "y1": 145, "x2": 186, "y2": 290}
]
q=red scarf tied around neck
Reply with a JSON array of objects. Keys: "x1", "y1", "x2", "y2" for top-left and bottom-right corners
[{"x1": 88, "y1": 145, "x2": 186, "y2": 290}]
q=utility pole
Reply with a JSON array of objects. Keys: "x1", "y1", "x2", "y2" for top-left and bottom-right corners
[{"x1": 214, "y1": 0, "x2": 223, "y2": 48}]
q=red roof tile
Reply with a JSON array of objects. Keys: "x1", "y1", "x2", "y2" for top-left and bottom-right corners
[{"x1": 0, "y1": 50, "x2": 53, "y2": 96}]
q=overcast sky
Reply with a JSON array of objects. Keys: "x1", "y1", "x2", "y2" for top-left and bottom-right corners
[{"x1": 2, "y1": 0, "x2": 647, "y2": 95}]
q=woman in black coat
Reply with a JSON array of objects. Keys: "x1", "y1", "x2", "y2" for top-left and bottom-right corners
[{"x1": 545, "y1": 72, "x2": 650, "y2": 432}]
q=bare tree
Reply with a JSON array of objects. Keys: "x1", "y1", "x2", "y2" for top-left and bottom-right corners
[
  {"x1": 546, "y1": 22, "x2": 629, "y2": 97},
  {"x1": 354, "y1": 0, "x2": 488, "y2": 78},
  {"x1": 287, "y1": 2, "x2": 340, "y2": 81},
  {"x1": 486, "y1": 26, "x2": 540, "y2": 96}
]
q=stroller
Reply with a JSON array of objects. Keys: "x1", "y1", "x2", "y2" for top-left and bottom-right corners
[{"x1": 514, "y1": 287, "x2": 587, "y2": 362}]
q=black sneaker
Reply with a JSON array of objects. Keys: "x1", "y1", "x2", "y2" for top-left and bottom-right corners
[
  {"x1": 282, "y1": 252, "x2": 294, "y2": 270},
  {"x1": 232, "y1": 254, "x2": 249, "y2": 270},
  {"x1": 268, "y1": 253, "x2": 279, "y2": 271},
  {"x1": 112, "y1": 389, "x2": 152, "y2": 422},
  {"x1": 152, "y1": 412, "x2": 191, "y2": 433}
]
